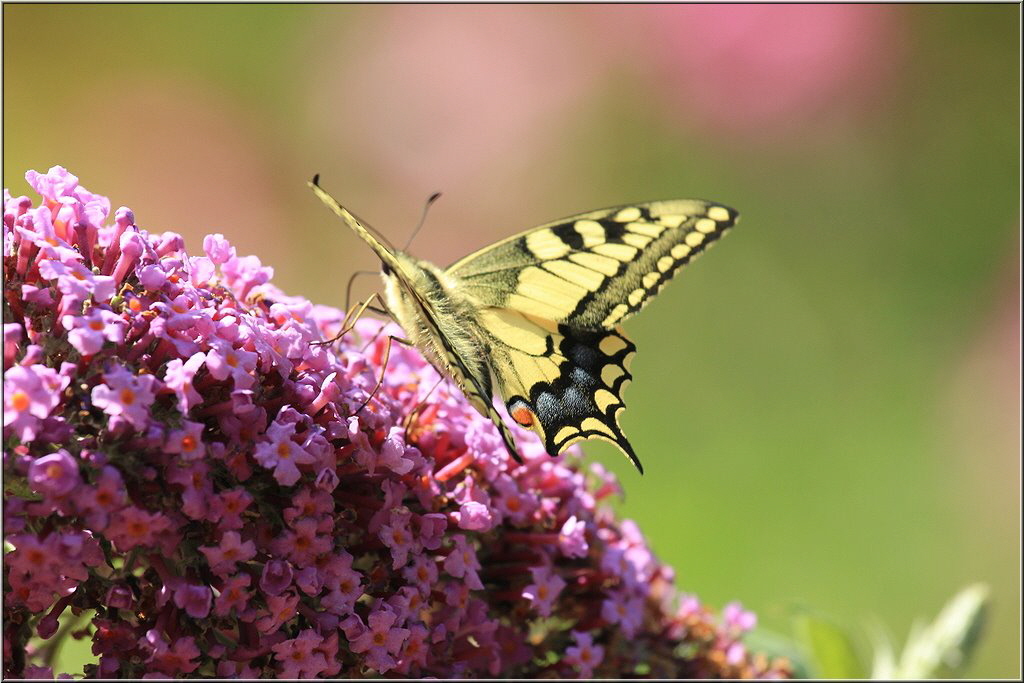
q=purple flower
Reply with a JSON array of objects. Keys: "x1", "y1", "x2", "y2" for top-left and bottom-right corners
[
  {"x1": 601, "y1": 590, "x2": 644, "y2": 638},
  {"x1": 28, "y1": 450, "x2": 80, "y2": 497},
  {"x1": 203, "y1": 233, "x2": 236, "y2": 265},
  {"x1": 161, "y1": 352, "x2": 206, "y2": 414},
  {"x1": 165, "y1": 420, "x2": 206, "y2": 461},
  {"x1": 104, "y1": 506, "x2": 173, "y2": 552},
  {"x1": 253, "y1": 420, "x2": 316, "y2": 486},
  {"x1": 200, "y1": 531, "x2": 256, "y2": 577},
  {"x1": 379, "y1": 509, "x2": 416, "y2": 570},
  {"x1": 276, "y1": 517, "x2": 331, "y2": 566},
  {"x1": 90, "y1": 366, "x2": 157, "y2": 430},
  {"x1": 403, "y1": 554, "x2": 439, "y2": 595},
  {"x1": 25, "y1": 165, "x2": 81, "y2": 202},
  {"x1": 208, "y1": 487, "x2": 253, "y2": 531},
  {"x1": 172, "y1": 582, "x2": 212, "y2": 618},
  {"x1": 565, "y1": 630, "x2": 605, "y2": 678},
  {"x1": 456, "y1": 500, "x2": 494, "y2": 531},
  {"x1": 213, "y1": 574, "x2": 252, "y2": 618},
  {"x1": 442, "y1": 534, "x2": 484, "y2": 590},
  {"x1": 37, "y1": 258, "x2": 116, "y2": 306},
  {"x1": 522, "y1": 565, "x2": 566, "y2": 618},
  {"x1": 320, "y1": 553, "x2": 364, "y2": 616},
  {"x1": 259, "y1": 559, "x2": 294, "y2": 596},
  {"x1": 559, "y1": 514, "x2": 589, "y2": 558},
  {"x1": 4, "y1": 323, "x2": 23, "y2": 365},
  {"x1": 348, "y1": 609, "x2": 411, "y2": 674},
  {"x1": 417, "y1": 512, "x2": 447, "y2": 550},
  {"x1": 105, "y1": 584, "x2": 134, "y2": 610},
  {"x1": 723, "y1": 601, "x2": 758, "y2": 633},
  {"x1": 145, "y1": 632, "x2": 200, "y2": 675},
  {"x1": 4, "y1": 364, "x2": 69, "y2": 442},
  {"x1": 256, "y1": 592, "x2": 299, "y2": 635},
  {"x1": 61, "y1": 308, "x2": 126, "y2": 356},
  {"x1": 272, "y1": 629, "x2": 328, "y2": 678}
]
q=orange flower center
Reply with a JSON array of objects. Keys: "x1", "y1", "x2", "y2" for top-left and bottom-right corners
[{"x1": 11, "y1": 391, "x2": 30, "y2": 412}]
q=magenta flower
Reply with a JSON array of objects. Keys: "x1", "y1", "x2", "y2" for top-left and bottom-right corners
[
  {"x1": 723, "y1": 600, "x2": 758, "y2": 633},
  {"x1": 200, "y1": 530, "x2": 257, "y2": 577},
  {"x1": 104, "y1": 506, "x2": 173, "y2": 553},
  {"x1": 256, "y1": 592, "x2": 300, "y2": 635},
  {"x1": 348, "y1": 609, "x2": 411, "y2": 674},
  {"x1": 208, "y1": 487, "x2": 253, "y2": 531},
  {"x1": 3, "y1": 364, "x2": 69, "y2": 442},
  {"x1": 276, "y1": 517, "x2": 331, "y2": 566},
  {"x1": 253, "y1": 420, "x2": 317, "y2": 486},
  {"x1": 602, "y1": 589, "x2": 646, "y2": 639},
  {"x1": 204, "y1": 338, "x2": 257, "y2": 388},
  {"x1": 559, "y1": 514, "x2": 589, "y2": 558},
  {"x1": 145, "y1": 632, "x2": 200, "y2": 675},
  {"x1": 566, "y1": 630, "x2": 605, "y2": 678},
  {"x1": 37, "y1": 258, "x2": 116, "y2": 307},
  {"x1": 3, "y1": 169, "x2": 790, "y2": 679},
  {"x1": 171, "y1": 582, "x2": 213, "y2": 619},
  {"x1": 259, "y1": 559, "x2": 294, "y2": 597},
  {"x1": 443, "y1": 534, "x2": 484, "y2": 590},
  {"x1": 378, "y1": 508, "x2": 416, "y2": 570},
  {"x1": 27, "y1": 449, "x2": 80, "y2": 497},
  {"x1": 522, "y1": 565, "x2": 567, "y2": 618},
  {"x1": 89, "y1": 366, "x2": 157, "y2": 430},
  {"x1": 161, "y1": 352, "x2": 206, "y2": 414},
  {"x1": 61, "y1": 307, "x2": 126, "y2": 356},
  {"x1": 213, "y1": 574, "x2": 253, "y2": 618},
  {"x1": 272, "y1": 629, "x2": 329, "y2": 678}
]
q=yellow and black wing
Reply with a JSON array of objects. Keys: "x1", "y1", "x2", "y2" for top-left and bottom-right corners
[
  {"x1": 447, "y1": 201, "x2": 738, "y2": 472},
  {"x1": 447, "y1": 200, "x2": 738, "y2": 329}
]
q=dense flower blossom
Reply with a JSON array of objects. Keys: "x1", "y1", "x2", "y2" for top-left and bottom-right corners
[{"x1": 3, "y1": 167, "x2": 791, "y2": 678}]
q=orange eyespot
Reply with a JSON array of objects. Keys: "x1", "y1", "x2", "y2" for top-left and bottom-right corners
[{"x1": 510, "y1": 404, "x2": 535, "y2": 428}]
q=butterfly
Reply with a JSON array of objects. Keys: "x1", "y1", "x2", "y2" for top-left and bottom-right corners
[{"x1": 310, "y1": 176, "x2": 737, "y2": 473}]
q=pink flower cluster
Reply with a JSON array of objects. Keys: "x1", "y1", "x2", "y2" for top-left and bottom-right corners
[{"x1": 3, "y1": 167, "x2": 791, "y2": 678}]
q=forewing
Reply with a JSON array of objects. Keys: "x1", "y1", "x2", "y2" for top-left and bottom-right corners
[
  {"x1": 447, "y1": 200, "x2": 738, "y2": 329},
  {"x1": 477, "y1": 308, "x2": 642, "y2": 472}
]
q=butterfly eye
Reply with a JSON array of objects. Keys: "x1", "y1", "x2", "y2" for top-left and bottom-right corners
[
  {"x1": 381, "y1": 262, "x2": 393, "y2": 275},
  {"x1": 508, "y1": 401, "x2": 535, "y2": 428}
]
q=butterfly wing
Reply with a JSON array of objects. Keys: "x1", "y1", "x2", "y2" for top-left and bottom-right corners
[
  {"x1": 447, "y1": 200, "x2": 738, "y2": 329},
  {"x1": 476, "y1": 307, "x2": 642, "y2": 472},
  {"x1": 447, "y1": 200, "x2": 738, "y2": 471}
]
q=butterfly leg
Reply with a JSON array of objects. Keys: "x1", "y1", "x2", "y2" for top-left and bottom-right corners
[
  {"x1": 402, "y1": 375, "x2": 446, "y2": 433},
  {"x1": 353, "y1": 332, "x2": 413, "y2": 416},
  {"x1": 312, "y1": 292, "x2": 386, "y2": 347}
]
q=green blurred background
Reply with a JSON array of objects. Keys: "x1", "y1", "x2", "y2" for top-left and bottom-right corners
[{"x1": 4, "y1": 4, "x2": 1019, "y2": 677}]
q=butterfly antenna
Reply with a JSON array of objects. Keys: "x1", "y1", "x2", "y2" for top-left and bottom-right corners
[
  {"x1": 310, "y1": 174, "x2": 398, "y2": 250},
  {"x1": 404, "y1": 192, "x2": 442, "y2": 251}
]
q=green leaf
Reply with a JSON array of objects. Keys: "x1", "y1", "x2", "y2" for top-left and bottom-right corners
[
  {"x1": 793, "y1": 612, "x2": 868, "y2": 679},
  {"x1": 882, "y1": 583, "x2": 990, "y2": 679}
]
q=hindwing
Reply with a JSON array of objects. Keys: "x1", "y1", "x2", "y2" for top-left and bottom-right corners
[
  {"x1": 447, "y1": 200, "x2": 738, "y2": 329},
  {"x1": 477, "y1": 308, "x2": 642, "y2": 472}
]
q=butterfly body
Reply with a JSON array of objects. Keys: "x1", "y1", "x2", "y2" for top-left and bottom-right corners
[{"x1": 310, "y1": 177, "x2": 738, "y2": 473}]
